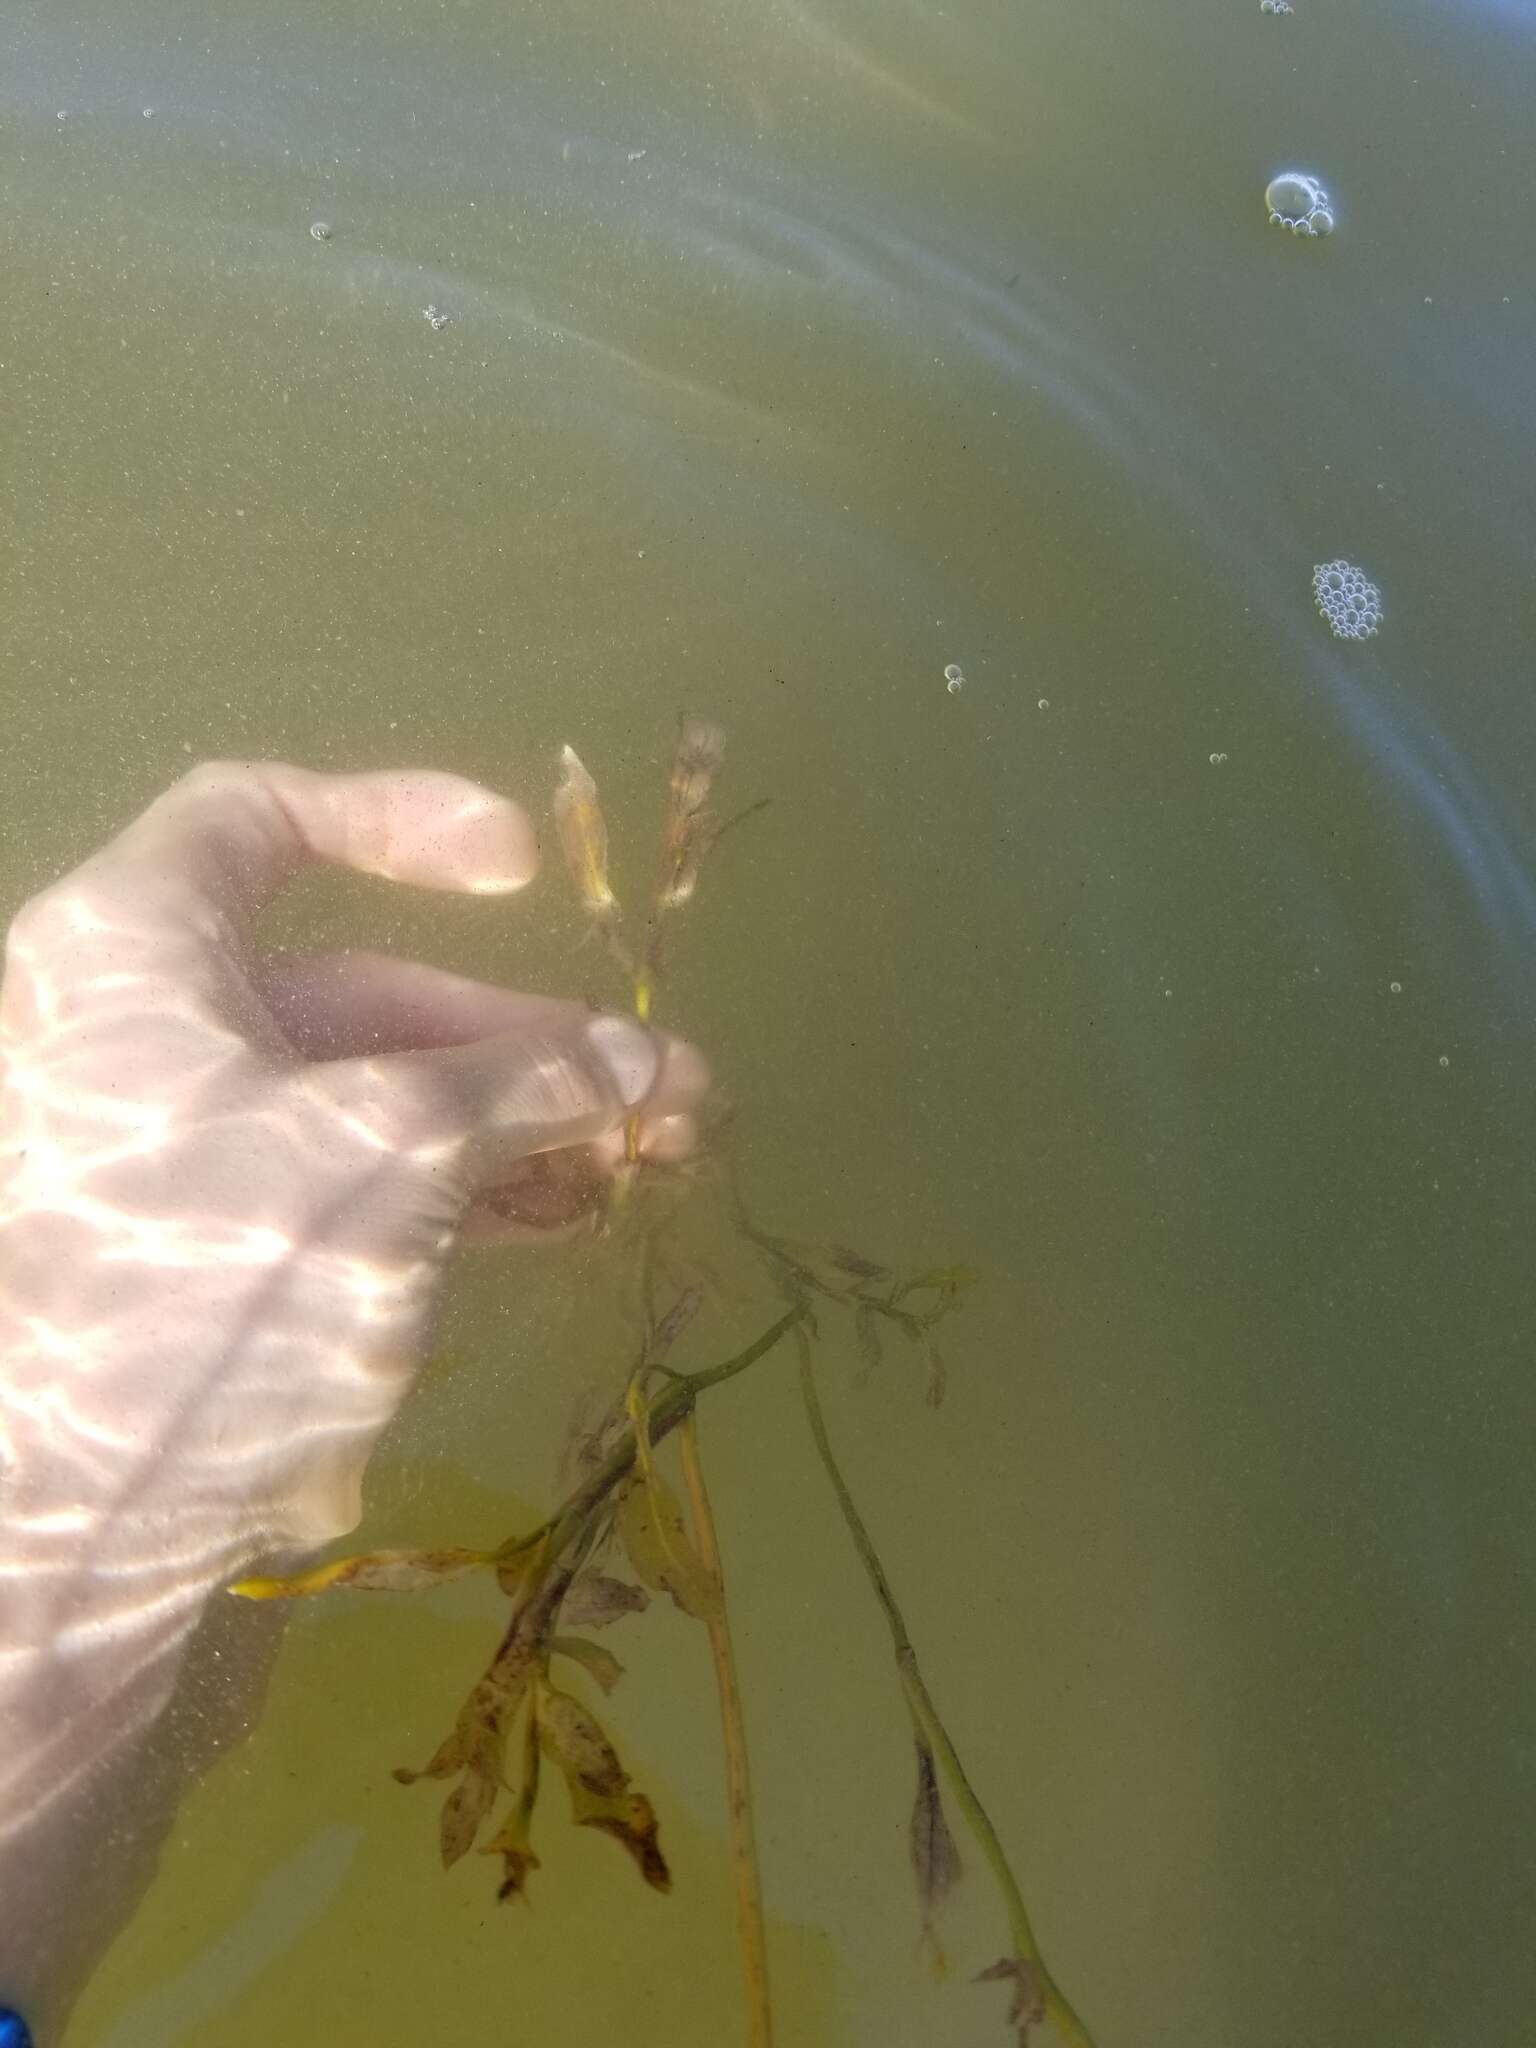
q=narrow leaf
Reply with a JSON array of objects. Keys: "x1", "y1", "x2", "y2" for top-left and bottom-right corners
[
  {"x1": 830, "y1": 1244, "x2": 891, "y2": 1282},
  {"x1": 553, "y1": 744, "x2": 618, "y2": 917},
  {"x1": 853, "y1": 1302, "x2": 884, "y2": 1384},
  {"x1": 975, "y1": 1955, "x2": 1047, "y2": 2043},
  {"x1": 438, "y1": 1758, "x2": 499, "y2": 1869},
  {"x1": 924, "y1": 1340, "x2": 949, "y2": 1409},
  {"x1": 562, "y1": 1570, "x2": 650, "y2": 1630},
  {"x1": 616, "y1": 1473, "x2": 722, "y2": 1622},
  {"x1": 538, "y1": 1688, "x2": 628, "y2": 1798},
  {"x1": 538, "y1": 1685, "x2": 672, "y2": 1892},
  {"x1": 551, "y1": 1634, "x2": 625, "y2": 1694},
  {"x1": 650, "y1": 1286, "x2": 704, "y2": 1361},
  {"x1": 909, "y1": 1736, "x2": 964, "y2": 1934},
  {"x1": 230, "y1": 1545, "x2": 490, "y2": 1600},
  {"x1": 482, "y1": 1695, "x2": 543, "y2": 1903}
]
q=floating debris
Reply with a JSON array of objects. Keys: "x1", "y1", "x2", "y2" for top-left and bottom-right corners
[
  {"x1": 1265, "y1": 172, "x2": 1334, "y2": 237},
  {"x1": 309, "y1": 220, "x2": 333, "y2": 243},
  {"x1": 1312, "y1": 560, "x2": 1383, "y2": 640},
  {"x1": 943, "y1": 663, "x2": 964, "y2": 695}
]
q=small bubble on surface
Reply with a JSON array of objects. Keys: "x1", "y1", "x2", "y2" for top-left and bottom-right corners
[
  {"x1": 1265, "y1": 171, "x2": 1333, "y2": 236},
  {"x1": 1438, "y1": 1055, "x2": 1450, "y2": 1068},
  {"x1": 944, "y1": 663, "x2": 964, "y2": 694},
  {"x1": 1260, "y1": 0, "x2": 1293, "y2": 13},
  {"x1": 1209, "y1": 751, "x2": 1229, "y2": 765},
  {"x1": 1389, "y1": 981, "x2": 1402, "y2": 994},
  {"x1": 1312, "y1": 559, "x2": 1383, "y2": 640},
  {"x1": 1037, "y1": 698, "x2": 1049, "y2": 710},
  {"x1": 423, "y1": 304, "x2": 453, "y2": 331},
  {"x1": 309, "y1": 220, "x2": 333, "y2": 242}
]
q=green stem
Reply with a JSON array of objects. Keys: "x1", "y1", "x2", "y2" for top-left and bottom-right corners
[
  {"x1": 795, "y1": 1337, "x2": 1095, "y2": 2048},
  {"x1": 507, "y1": 1306, "x2": 809, "y2": 1572}
]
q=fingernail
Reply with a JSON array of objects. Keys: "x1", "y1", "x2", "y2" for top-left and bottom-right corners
[{"x1": 585, "y1": 1013, "x2": 660, "y2": 1109}]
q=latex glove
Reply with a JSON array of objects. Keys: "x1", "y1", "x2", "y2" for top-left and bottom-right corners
[{"x1": 0, "y1": 761, "x2": 704, "y2": 1944}]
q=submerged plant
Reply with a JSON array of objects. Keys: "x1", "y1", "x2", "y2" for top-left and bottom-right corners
[{"x1": 234, "y1": 721, "x2": 1095, "y2": 2048}]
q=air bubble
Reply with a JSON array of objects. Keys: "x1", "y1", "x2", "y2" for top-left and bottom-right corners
[
  {"x1": 1389, "y1": 981, "x2": 1402, "y2": 994},
  {"x1": 1209, "y1": 752, "x2": 1229, "y2": 765},
  {"x1": 1265, "y1": 171, "x2": 1334, "y2": 237},
  {"x1": 1438, "y1": 1055, "x2": 1450, "y2": 1068},
  {"x1": 1312, "y1": 559, "x2": 1383, "y2": 640},
  {"x1": 1037, "y1": 698, "x2": 1049, "y2": 710},
  {"x1": 309, "y1": 220, "x2": 333, "y2": 242},
  {"x1": 423, "y1": 304, "x2": 453, "y2": 331},
  {"x1": 1260, "y1": 0, "x2": 1293, "y2": 12},
  {"x1": 943, "y1": 663, "x2": 964, "y2": 694}
]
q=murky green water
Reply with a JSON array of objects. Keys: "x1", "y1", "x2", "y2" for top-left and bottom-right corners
[{"x1": 5, "y1": 0, "x2": 1535, "y2": 2041}]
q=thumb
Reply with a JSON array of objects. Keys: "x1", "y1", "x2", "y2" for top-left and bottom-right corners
[{"x1": 361, "y1": 1006, "x2": 662, "y2": 1182}]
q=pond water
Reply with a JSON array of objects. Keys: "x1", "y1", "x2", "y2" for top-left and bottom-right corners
[{"x1": 5, "y1": 0, "x2": 1534, "y2": 2043}]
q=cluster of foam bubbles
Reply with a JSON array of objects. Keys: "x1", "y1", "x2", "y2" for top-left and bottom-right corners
[
  {"x1": 1260, "y1": 0, "x2": 1293, "y2": 14},
  {"x1": 1265, "y1": 172, "x2": 1334, "y2": 237},
  {"x1": 1312, "y1": 560, "x2": 1383, "y2": 640}
]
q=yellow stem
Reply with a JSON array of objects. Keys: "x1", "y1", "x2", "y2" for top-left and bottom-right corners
[{"x1": 678, "y1": 1412, "x2": 773, "y2": 2048}]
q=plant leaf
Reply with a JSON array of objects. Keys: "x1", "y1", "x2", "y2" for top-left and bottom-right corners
[
  {"x1": 923, "y1": 1340, "x2": 948, "y2": 1409},
  {"x1": 482, "y1": 1810, "x2": 541, "y2": 1904},
  {"x1": 562, "y1": 1570, "x2": 650, "y2": 1630},
  {"x1": 438, "y1": 1751, "x2": 500, "y2": 1869},
  {"x1": 853, "y1": 1302, "x2": 884, "y2": 1384},
  {"x1": 551, "y1": 1634, "x2": 625, "y2": 1694},
  {"x1": 230, "y1": 1545, "x2": 490, "y2": 1600},
  {"x1": 909, "y1": 1735, "x2": 964, "y2": 1937},
  {"x1": 538, "y1": 1686, "x2": 672, "y2": 1892},
  {"x1": 482, "y1": 1693, "x2": 543, "y2": 1902},
  {"x1": 650, "y1": 1287, "x2": 703, "y2": 1361},
  {"x1": 830, "y1": 1244, "x2": 890, "y2": 1282},
  {"x1": 975, "y1": 1955, "x2": 1047, "y2": 2043},
  {"x1": 616, "y1": 1473, "x2": 722, "y2": 1622}
]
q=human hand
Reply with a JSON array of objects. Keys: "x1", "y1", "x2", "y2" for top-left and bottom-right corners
[{"x1": 0, "y1": 758, "x2": 704, "y2": 1696}]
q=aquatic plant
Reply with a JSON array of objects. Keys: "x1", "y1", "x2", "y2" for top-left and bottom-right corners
[{"x1": 234, "y1": 722, "x2": 1095, "y2": 2048}]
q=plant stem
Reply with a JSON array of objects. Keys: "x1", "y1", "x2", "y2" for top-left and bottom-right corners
[
  {"x1": 512, "y1": 1306, "x2": 809, "y2": 1573},
  {"x1": 795, "y1": 1337, "x2": 1095, "y2": 2048},
  {"x1": 678, "y1": 1413, "x2": 773, "y2": 2048}
]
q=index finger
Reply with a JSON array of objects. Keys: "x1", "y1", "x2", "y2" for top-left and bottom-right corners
[{"x1": 97, "y1": 759, "x2": 542, "y2": 930}]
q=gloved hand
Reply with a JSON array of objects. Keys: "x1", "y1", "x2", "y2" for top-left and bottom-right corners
[{"x1": 0, "y1": 761, "x2": 704, "y2": 2029}]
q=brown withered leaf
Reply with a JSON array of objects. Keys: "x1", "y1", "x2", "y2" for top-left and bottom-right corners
[
  {"x1": 909, "y1": 1736, "x2": 964, "y2": 1937},
  {"x1": 924, "y1": 1339, "x2": 949, "y2": 1409},
  {"x1": 483, "y1": 1816, "x2": 541, "y2": 1904},
  {"x1": 538, "y1": 1687, "x2": 627, "y2": 1798},
  {"x1": 538, "y1": 1686, "x2": 671, "y2": 1892},
  {"x1": 975, "y1": 1955, "x2": 1047, "y2": 2043},
  {"x1": 830, "y1": 1244, "x2": 891, "y2": 1282},
  {"x1": 562, "y1": 1569, "x2": 650, "y2": 1630},
  {"x1": 482, "y1": 1701, "x2": 543, "y2": 1903},
  {"x1": 853, "y1": 1302, "x2": 884, "y2": 1385},
  {"x1": 551, "y1": 1634, "x2": 625, "y2": 1694},
  {"x1": 577, "y1": 1787, "x2": 671, "y2": 1892},
  {"x1": 616, "y1": 1472, "x2": 722, "y2": 1622},
  {"x1": 649, "y1": 1286, "x2": 704, "y2": 1361},
  {"x1": 438, "y1": 1750, "x2": 500, "y2": 1869}
]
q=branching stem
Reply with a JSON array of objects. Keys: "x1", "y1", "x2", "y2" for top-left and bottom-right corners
[{"x1": 795, "y1": 1336, "x2": 1095, "y2": 2048}]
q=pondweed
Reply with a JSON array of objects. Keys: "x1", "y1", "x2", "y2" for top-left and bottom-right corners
[{"x1": 234, "y1": 721, "x2": 1095, "y2": 2048}]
